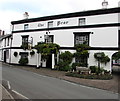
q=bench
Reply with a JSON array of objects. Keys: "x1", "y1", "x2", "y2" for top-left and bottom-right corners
[{"x1": 76, "y1": 66, "x2": 91, "y2": 74}]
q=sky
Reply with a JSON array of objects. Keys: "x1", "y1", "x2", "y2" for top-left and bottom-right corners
[{"x1": 0, "y1": 0, "x2": 120, "y2": 33}]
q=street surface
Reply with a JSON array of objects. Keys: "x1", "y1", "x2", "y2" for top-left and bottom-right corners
[{"x1": 2, "y1": 63, "x2": 118, "y2": 99}]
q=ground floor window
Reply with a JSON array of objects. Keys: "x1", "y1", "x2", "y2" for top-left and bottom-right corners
[{"x1": 75, "y1": 57, "x2": 88, "y2": 67}]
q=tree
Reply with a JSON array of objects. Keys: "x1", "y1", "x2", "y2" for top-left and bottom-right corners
[{"x1": 94, "y1": 52, "x2": 110, "y2": 74}]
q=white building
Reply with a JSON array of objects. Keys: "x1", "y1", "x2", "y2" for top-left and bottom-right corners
[{"x1": 1, "y1": 5, "x2": 120, "y2": 72}]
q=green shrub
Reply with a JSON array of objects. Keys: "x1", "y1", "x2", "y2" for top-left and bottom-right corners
[
  {"x1": 21, "y1": 44, "x2": 28, "y2": 50},
  {"x1": 94, "y1": 52, "x2": 110, "y2": 65},
  {"x1": 19, "y1": 57, "x2": 29, "y2": 65},
  {"x1": 90, "y1": 66, "x2": 107, "y2": 75},
  {"x1": 58, "y1": 61, "x2": 71, "y2": 71},
  {"x1": 71, "y1": 63, "x2": 81, "y2": 71},
  {"x1": 65, "y1": 72, "x2": 113, "y2": 80},
  {"x1": 89, "y1": 66, "x2": 98, "y2": 73},
  {"x1": 58, "y1": 51, "x2": 73, "y2": 71},
  {"x1": 59, "y1": 51, "x2": 73, "y2": 64}
]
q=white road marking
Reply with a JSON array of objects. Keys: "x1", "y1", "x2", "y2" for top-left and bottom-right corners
[
  {"x1": 12, "y1": 90, "x2": 29, "y2": 99},
  {"x1": 7, "y1": 81, "x2": 11, "y2": 89}
]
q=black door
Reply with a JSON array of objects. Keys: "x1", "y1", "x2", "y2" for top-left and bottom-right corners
[
  {"x1": 4, "y1": 51, "x2": 6, "y2": 63},
  {"x1": 46, "y1": 55, "x2": 52, "y2": 68}
]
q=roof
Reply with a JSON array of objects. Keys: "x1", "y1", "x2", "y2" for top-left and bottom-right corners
[
  {"x1": 0, "y1": 34, "x2": 12, "y2": 41},
  {"x1": 11, "y1": 7, "x2": 120, "y2": 25}
]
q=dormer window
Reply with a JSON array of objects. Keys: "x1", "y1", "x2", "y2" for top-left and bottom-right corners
[
  {"x1": 24, "y1": 24, "x2": 29, "y2": 30},
  {"x1": 79, "y1": 18, "x2": 86, "y2": 26}
]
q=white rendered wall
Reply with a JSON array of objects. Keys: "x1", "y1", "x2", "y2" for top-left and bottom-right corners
[
  {"x1": 12, "y1": 13, "x2": 118, "y2": 31},
  {"x1": 88, "y1": 50, "x2": 118, "y2": 71},
  {"x1": 11, "y1": 49, "x2": 37, "y2": 66}
]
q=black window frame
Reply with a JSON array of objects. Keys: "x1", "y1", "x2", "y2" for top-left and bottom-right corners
[
  {"x1": 24, "y1": 24, "x2": 29, "y2": 30},
  {"x1": 74, "y1": 32, "x2": 90, "y2": 46},
  {"x1": 48, "y1": 21, "x2": 53, "y2": 28},
  {"x1": 79, "y1": 18, "x2": 86, "y2": 26},
  {"x1": 21, "y1": 35, "x2": 29, "y2": 46}
]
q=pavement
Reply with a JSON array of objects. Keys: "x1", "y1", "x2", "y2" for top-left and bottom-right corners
[
  {"x1": 1, "y1": 62, "x2": 120, "y2": 100},
  {"x1": 2, "y1": 85, "x2": 14, "y2": 100}
]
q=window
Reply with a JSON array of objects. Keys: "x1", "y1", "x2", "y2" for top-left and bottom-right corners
[
  {"x1": 79, "y1": 18, "x2": 86, "y2": 26},
  {"x1": 4, "y1": 39, "x2": 6, "y2": 47},
  {"x1": 24, "y1": 24, "x2": 29, "y2": 30},
  {"x1": 19, "y1": 52, "x2": 28, "y2": 58},
  {"x1": 74, "y1": 34, "x2": 89, "y2": 45},
  {"x1": 7, "y1": 38, "x2": 9, "y2": 46},
  {"x1": 22, "y1": 35, "x2": 29, "y2": 46},
  {"x1": 45, "y1": 35, "x2": 54, "y2": 43},
  {"x1": 48, "y1": 21, "x2": 53, "y2": 28}
]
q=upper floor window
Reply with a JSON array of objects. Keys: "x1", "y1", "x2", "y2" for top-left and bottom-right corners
[
  {"x1": 74, "y1": 33, "x2": 89, "y2": 46},
  {"x1": 79, "y1": 18, "x2": 86, "y2": 26},
  {"x1": 45, "y1": 35, "x2": 54, "y2": 43},
  {"x1": 4, "y1": 39, "x2": 6, "y2": 47},
  {"x1": 24, "y1": 24, "x2": 29, "y2": 30},
  {"x1": 48, "y1": 21, "x2": 53, "y2": 28},
  {"x1": 21, "y1": 35, "x2": 29, "y2": 46}
]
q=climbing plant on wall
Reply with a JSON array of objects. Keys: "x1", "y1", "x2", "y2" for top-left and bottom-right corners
[
  {"x1": 74, "y1": 44, "x2": 90, "y2": 67},
  {"x1": 34, "y1": 42, "x2": 60, "y2": 60}
]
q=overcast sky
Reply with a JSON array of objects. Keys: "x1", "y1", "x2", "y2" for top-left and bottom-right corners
[{"x1": 0, "y1": 0, "x2": 120, "y2": 33}]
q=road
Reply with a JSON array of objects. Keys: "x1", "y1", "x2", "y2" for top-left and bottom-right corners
[{"x1": 2, "y1": 63, "x2": 118, "y2": 99}]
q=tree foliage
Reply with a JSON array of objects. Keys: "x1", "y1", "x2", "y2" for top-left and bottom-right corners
[
  {"x1": 58, "y1": 51, "x2": 73, "y2": 71},
  {"x1": 94, "y1": 52, "x2": 110, "y2": 65},
  {"x1": 112, "y1": 51, "x2": 120, "y2": 60},
  {"x1": 34, "y1": 42, "x2": 60, "y2": 60}
]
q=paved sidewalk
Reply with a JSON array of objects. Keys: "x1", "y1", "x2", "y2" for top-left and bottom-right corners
[
  {"x1": 3, "y1": 63, "x2": 120, "y2": 93},
  {"x1": 1, "y1": 85, "x2": 13, "y2": 100}
]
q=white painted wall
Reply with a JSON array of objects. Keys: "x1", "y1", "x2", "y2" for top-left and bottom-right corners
[
  {"x1": 88, "y1": 50, "x2": 118, "y2": 71},
  {"x1": 12, "y1": 13, "x2": 118, "y2": 31}
]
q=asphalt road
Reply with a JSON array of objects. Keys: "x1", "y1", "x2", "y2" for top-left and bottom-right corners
[{"x1": 2, "y1": 63, "x2": 118, "y2": 99}]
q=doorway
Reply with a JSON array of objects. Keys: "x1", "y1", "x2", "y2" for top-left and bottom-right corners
[
  {"x1": 4, "y1": 51, "x2": 6, "y2": 63},
  {"x1": 46, "y1": 54, "x2": 52, "y2": 68}
]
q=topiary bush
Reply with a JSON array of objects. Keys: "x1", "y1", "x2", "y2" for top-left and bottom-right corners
[
  {"x1": 19, "y1": 57, "x2": 29, "y2": 65},
  {"x1": 58, "y1": 51, "x2": 73, "y2": 71}
]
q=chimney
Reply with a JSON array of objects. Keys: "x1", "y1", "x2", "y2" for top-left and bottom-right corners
[
  {"x1": 102, "y1": 0, "x2": 108, "y2": 9},
  {"x1": 23, "y1": 12, "x2": 29, "y2": 19},
  {"x1": 2, "y1": 31, "x2": 5, "y2": 36}
]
